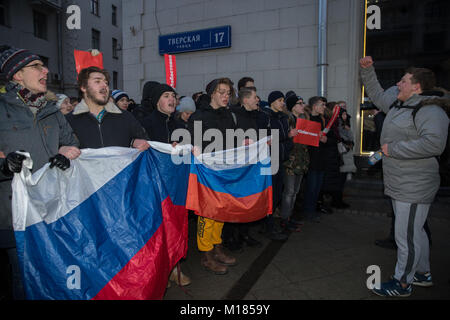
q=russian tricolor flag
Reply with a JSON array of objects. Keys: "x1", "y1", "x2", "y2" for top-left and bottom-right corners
[
  {"x1": 186, "y1": 137, "x2": 273, "y2": 222},
  {"x1": 12, "y1": 143, "x2": 190, "y2": 300},
  {"x1": 11, "y1": 138, "x2": 273, "y2": 300}
]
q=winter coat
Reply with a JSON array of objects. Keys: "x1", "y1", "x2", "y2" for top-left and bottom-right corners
[
  {"x1": 141, "y1": 109, "x2": 177, "y2": 144},
  {"x1": 230, "y1": 105, "x2": 260, "y2": 145},
  {"x1": 256, "y1": 108, "x2": 293, "y2": 163},
  {"x1": 338, "y1": 119, "x2": 357, "y2": 173},
  {"x1": 65, "y1": 100, "x2": 148, "y2": 149},
  {"x1": 188, "y1": 104, "x2": 236, "y2": 152},
  {"x1": 0, "y1": 83, "x2": 79, "y2": 246},
  {"x1": 307, "y1": 115, "x2": 327, "y2": 171},
  {"x1": 360, "y1": 66, "x2": 449, "y2": 203},
  {"x1": 321, "y1": 120, "x2": 342, "y2": 192}
]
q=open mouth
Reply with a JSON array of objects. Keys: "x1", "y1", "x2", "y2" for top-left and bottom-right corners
[{"x1": 39, "y1": 78, "x2": 47, "y2": 85}]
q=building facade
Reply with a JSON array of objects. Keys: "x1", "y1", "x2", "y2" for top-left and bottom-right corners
[
  {"x1": 0, "y1": 0, "x2": 123, "y2": 97},
  {"x1": 122, "y1": 0, "x2": 365, "y2": 149}
]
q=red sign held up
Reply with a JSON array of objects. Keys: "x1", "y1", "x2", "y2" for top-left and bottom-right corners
[
  {"x1": 74, "y1": 50, "x2": 104, "y2": 74},
  {"x1": 164, "y1": 54, "x2": 177, "y2": 88},
  {"x1": 293, "y1": 118, "x2": 322, "y2": 147}
]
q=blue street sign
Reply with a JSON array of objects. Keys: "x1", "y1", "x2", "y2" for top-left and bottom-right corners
[{"x1": 159, "y1": 26, "x2": 231, "y2": 55}]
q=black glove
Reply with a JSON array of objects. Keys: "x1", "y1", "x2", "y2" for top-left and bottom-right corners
[
  {"x1": 49, "y1": 154, "x2": 70, "y2": 171},
  {"x1": 1, "y1": 152, "x2": 26, "y2": 176}
]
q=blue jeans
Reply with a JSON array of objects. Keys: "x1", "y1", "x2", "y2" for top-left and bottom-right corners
[
  {"x1": 303, "y1": 170, "x2": 325, "y2": 219},
  {"x1": 281, "y1": 172, "x2": 304, "y2": 221}
]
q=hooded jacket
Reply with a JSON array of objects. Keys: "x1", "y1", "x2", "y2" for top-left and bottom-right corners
[
  {"x1": 141, "y1": 109, "x2": 177, "y2": 143},
  {"x1": 0, "y1": 82, "x2": 79, "y2": 245},
  {"x1": 360, "y1": 66, "x2": 449, "y2": 203}
]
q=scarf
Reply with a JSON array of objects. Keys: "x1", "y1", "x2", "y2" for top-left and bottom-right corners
[{"x1": 7, "y1": 81, "x2": 48, "y2": 110}]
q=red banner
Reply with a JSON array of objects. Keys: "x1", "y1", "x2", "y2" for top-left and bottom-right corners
[
  {"x1": 293, "y1": 118, "x2": 322, "y2": 147},
  {"x1": 74, "y1": 50, "x2": 104, "y2": 74},
  {"x1": 164, "y1": 54, "x2": 177, "y2": 88}
]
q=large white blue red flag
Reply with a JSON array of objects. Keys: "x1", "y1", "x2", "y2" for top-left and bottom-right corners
[
  {"x1": 12, "y1": 143, "x2": 190, "y2": 300},
  {"x1": 11, "y1": 139, "x2": 272, "y2": 299}
]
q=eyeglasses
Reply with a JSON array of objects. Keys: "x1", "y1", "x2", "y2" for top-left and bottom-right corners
[{"x1": 22, "y1": 63, "x2": 48, "y2": 72}]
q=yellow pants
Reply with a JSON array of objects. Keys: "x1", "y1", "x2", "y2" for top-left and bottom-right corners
[{"x1": 197, "y1": 216, "x2": 224, "y2": 252}]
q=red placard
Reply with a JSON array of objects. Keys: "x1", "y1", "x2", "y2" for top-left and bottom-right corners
[
  {"x1": 164, "y1": 54, "x2": 177, "y2": 88},
  {"x1": 74, "y1": 50, "x2": 104, "y2": 74},
  {"x1": 293, "y1": 118, "x2": 322, "y2": 147}
]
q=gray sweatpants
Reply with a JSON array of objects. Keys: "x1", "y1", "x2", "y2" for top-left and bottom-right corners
[{"x1": 392, "y1": 200, "x2": 431, "y2": 284}]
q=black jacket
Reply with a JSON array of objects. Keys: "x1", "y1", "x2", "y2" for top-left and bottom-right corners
[
  {"x1": 230, "y1": 105, "x2": 261, "y2": 145},
  {"x1": 66, "y1": 100, "x2": 148, "y2": 149},
  {"x1": 188, "y1": 105, "x2": 236, "y2": 152},
  {"x1": 257, "y1": 107, "x2": 293, "y2": 163},
  {"x1": 307, "y1": 115, "x2": 327, "y2": 171},
  {"x1": 141, "y1": 109, "x2": 177, "y2": 143}
]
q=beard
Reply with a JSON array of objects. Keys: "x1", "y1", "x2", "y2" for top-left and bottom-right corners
[{"x1": 85, "y1": 86, "x2": 109, "y2": 106}]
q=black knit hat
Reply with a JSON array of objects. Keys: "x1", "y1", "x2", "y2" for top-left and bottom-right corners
[
  {"x1": 150, "y1": 83, "x2": 176, "y2": 109},
  {"x1": 286, "y1": 95, "x2": 303, "y2": 112},
  {"x1": 0, "y1": 46, "x2": 41, "y2": 80},
  {"x1": 268, "y1": 91, "x2": 284, "y2": 106}
]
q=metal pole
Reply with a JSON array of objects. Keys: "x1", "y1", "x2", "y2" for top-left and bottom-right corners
[{"x1": 318, "y1": 0, "x2": 328, "y2": 97}]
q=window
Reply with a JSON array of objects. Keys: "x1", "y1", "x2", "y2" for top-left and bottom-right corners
[
  {"x1": 0, "y1": 0, "x2": 10, "y2": 27},
  {"x1": 33, "y1": 10, "x2": 47, "y2": 40},
  {"x1": 91, "y1": 0, "x2": 99, "y2": 16},
  {"x1": 112, "y1": 5, "x2": 117, "y2": 26},
  {"x1": 112, "y1": 38, "x2": 118, "y2": 59},
  {"x1": 113, "y1": 71, "x2": 118, "y2": 89},
  {"x1": 92, "y1": 29, "x2": 100, "y2": 50}
]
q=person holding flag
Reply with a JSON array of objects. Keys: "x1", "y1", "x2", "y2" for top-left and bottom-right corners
[{"x1": 0, "y1": 46, "x2": 80, "y2": 299}]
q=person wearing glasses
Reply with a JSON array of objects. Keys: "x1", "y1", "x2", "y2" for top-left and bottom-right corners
[
  {"x1": 281, "y1": 95, "x2": 310, "y2": 232},
  {"x1": 0, "y1": 46, "x2": 80, "y2": 299},
  {"x1": 188, "y1": 77, "x2": 237, "y2": 275}
]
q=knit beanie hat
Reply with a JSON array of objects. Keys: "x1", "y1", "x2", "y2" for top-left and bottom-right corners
[
  {"x1": 142, "y1": 81, "x2": 160, "y2": 102},
  {"x1": 111, "y1": 89, "x2": 129, "y2": 103},
  {"x1": 0, "y1": 46, "x2": 41, "y2": 80},
  {"x1": 177, "y1": 96, "x2": 196, "y2": 113},
  {"x1": 286, "y1": 95, "x2": 303, "y2": 112},
  {"x1": 268, "y1": 91, "x2": 284, "y2": 106},
  {"x1": 150, "y1": 83, "x2": 176, "y2": 109},
  {"x1": 56, "y1": 94, "x2": 69, "y2": 109}
]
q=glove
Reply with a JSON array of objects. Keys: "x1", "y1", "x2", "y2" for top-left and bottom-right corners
[
  {"x1": 1, "y1": 152, "x2": 26, "y2": 176},
  {"x1": 49, "y1": 154, "x2": 70, "y2": 171}
]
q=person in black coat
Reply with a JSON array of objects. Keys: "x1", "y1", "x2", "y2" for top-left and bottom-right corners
[
  {"x1": 140, "y1": 84, "x2": 178, "y2": 143},
  {"x1": 188, "y1": 77, "x2": 238, "y2": 275},
  {"x1": 222, "y1": 87, "x2": 263, "y2": 251},
  {"x1": 132, "y1": 81, "x2": 159, "y2": 126},
  {"x1": 256, "y1": 91, "x2": 296, "y2": 241},
  {"x1": 321, "y1": 102, "x2": 349, "y2": 210},
  {"x1": 302, "y1": 96, "x2": 329, "y2": 222},
  {"x1": 66, "y1": 67, "x2": 149, "y2": 151}
]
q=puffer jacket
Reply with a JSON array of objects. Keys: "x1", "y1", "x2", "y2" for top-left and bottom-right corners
[
  {"x1": 0, "y1": 83, "x2": 79, "y2": 246},
  {"x1": 360, "y1": 66, "x2": 449, "y2": 203}
]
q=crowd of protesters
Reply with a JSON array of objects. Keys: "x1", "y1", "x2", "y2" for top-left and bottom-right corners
[{"x1": 1, "y1": 45, "x2": 448, "y2": 300}]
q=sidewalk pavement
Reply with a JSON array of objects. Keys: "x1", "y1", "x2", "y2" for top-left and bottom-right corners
[{"x1": 164, "y1": 179, "x2": 450, "y2": 300}]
